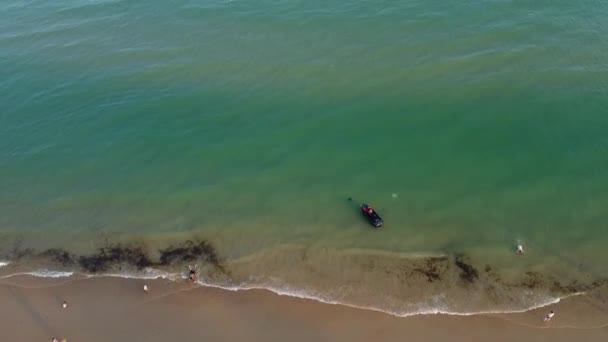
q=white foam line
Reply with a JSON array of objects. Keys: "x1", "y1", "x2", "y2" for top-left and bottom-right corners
[
  {"x1": 0, "y1": 261, "x2": 9, "y2": 268},
  {"x1": 96, "y1": 273, "x2": 174, "y2": 280},
  {"x1": 0, "y1": 270, "x2": 74, "y2": 279},
  {"x1": 97, "y1": 268, "x2": 179, "y2": 281},
  {"x1": 194, "y1": 279, "x2": 575, "y2": 318}
]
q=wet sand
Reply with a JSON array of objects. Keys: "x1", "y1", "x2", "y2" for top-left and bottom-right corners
[{"x1": 1, "y1": 275, "x2": 607, "y2": 342}]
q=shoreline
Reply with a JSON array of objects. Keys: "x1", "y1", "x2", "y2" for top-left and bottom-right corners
[
  {"x1": 1, "y1": 274, "x2": 607, "y2": 341},
  {"x1": 2, "y1": 239, "x2": 605, "y2": 318},
  {"x1": 0, "y1": 269, "x2": 573, "y2": 317}
]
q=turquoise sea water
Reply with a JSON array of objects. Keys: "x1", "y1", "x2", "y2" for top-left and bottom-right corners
[{"x1": 2, "y1": 0, "x2": 608, "y2": 314}]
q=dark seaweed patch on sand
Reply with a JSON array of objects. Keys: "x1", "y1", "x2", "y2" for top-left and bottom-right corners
[
  {"x1": 28, "y1": 239, "x2": 226, "y2": 275},
  {"x1": 159, "y1": 240, "x2": 221, "y2": 269},
  {"x1": 13, "y1": 248, "x2": 34, "y2": 260},
  {"x1": 411, "y1": 256, "x2": 449, "y2": 282},
  {"x1": 39, "y1": 249, "x2": 74, "y2": 266},
  {"x1": 454, "y1": 254, "x2": 478, "y2": 283},
  {"x1": 520, "y1": 271, "x2": 544, "y2": 289},
  {"x1": 551, "y1": 280, "x2": 583, "y2": 294},
  {"x1": 78, "y1": 244, "x2": 153, "y2": 273}
]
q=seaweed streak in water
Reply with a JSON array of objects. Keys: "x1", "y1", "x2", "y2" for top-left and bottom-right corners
[{"x1": 22, "y1": 239, "x2": 225, "y2": 274}]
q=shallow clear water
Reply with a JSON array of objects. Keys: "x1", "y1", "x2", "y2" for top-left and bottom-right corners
[{"x1": 2, "y1": 0, "x2": 608, "y2": 314}]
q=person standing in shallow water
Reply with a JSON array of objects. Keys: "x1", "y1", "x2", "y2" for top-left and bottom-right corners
[{"x1": 188, "y1": 265, "x2": 197, "y2": 283}]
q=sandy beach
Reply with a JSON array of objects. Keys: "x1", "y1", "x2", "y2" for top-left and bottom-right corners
[{"x1": 1, "y1": 275, "x2": 606, "y2": 342}]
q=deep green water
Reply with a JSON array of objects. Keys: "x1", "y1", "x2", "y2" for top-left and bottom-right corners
[{"x1": 1, "y1": 0, "x2": 608, "y2": 313}]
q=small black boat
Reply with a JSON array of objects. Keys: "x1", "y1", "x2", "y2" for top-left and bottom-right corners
[{"x1": 361, "y1": 204, "x2": 383, "y2": 228}]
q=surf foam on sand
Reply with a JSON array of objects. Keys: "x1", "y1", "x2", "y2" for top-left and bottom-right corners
[{"x1": 0, "y1": 270, "x2": 74, "y2": 279}]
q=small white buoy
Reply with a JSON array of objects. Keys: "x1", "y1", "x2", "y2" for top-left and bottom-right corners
[
  {"x1": 143, "y1": 285, "x2": 149, "y2": 293},
  {"x1": 62, "y1": 301, "x2": 68, "y2": 309}
]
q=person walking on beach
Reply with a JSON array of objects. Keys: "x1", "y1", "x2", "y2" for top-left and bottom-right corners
[{"x1": 543, "y1": 310, "x2": 555, "y2": 322}]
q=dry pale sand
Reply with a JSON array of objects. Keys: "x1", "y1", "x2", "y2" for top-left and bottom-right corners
[{"x1": 1, "y1": 275, "x2": 607, "y2": 342}]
